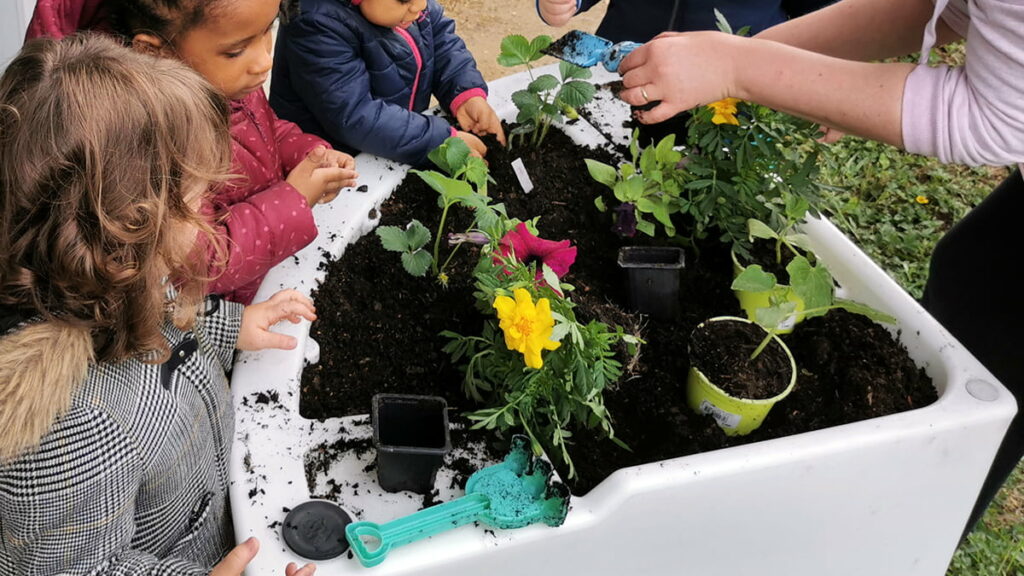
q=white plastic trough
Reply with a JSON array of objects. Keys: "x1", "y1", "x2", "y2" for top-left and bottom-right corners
[{"x1": 229, "y1": 66, "x2": 1016, "y2": 575}]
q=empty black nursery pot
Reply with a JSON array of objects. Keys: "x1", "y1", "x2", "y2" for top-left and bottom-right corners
[
  {"x1": 618, "y1": 246, "x2": 686, "y2": 320},
  {"x1": 371, "y1": 393, "x2": 452, "y2": 494}
]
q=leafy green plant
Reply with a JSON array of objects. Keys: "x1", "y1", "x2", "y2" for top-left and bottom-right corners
[
  {"x1": 376, "y1": 137, "x2": 506, "y2": 284},
  {"x1": 442, "y1": 223, "x2": 640, "y2": 478},
  {"x1": 732, "y1": 212, "x2": 896, "y2": 358},
  {"x1": 586, "y1": 131, "x2": 683, "y2": 237},
  {"x1": 497, "y1": 34, "x2": 596, "y2": 148}
]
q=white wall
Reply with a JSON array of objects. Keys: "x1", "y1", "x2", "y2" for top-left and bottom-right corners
[{"x1": 1, "y1": 0, "x2": 36, "y2": 71}]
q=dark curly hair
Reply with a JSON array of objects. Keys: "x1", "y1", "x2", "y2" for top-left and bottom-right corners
[
  {"x1": 0, "y1": 33, "x2": 232, "y2": 362},
  {"x1": 109, "y1": 0, "x2": 302, "y2": 43}
]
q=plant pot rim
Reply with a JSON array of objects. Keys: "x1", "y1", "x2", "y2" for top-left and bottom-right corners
[{"x1": 689, "y1": 315, "x2": 797, "y2": 405}]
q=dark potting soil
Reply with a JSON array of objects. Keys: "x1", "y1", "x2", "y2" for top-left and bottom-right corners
[
  {"x1": 689, "y1": 319, "x2": 792, "y2": 399},
  {"x1": 301, "y1": 121, "x2": 937, "y2": 495}
]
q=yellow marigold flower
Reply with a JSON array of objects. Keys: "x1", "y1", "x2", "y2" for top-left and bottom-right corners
[
  {"x1": 708, "y1": 97, "x2": 742, "y2": 126},
  {"x1": 493, "y1": 288, "x2": 561, "y2": 369},
  {"x1": 915, "y1": 195, "x2": 930, "y2": 204}
]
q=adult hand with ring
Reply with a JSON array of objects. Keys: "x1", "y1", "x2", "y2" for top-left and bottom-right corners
[{"x1": 618, "y1": 31, "x2": 741, "y2": 124}]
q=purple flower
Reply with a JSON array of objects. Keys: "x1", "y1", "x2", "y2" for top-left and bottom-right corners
[
  {"x1": 612, "y1": 203, "x2": 637, "y2": 238},
  {"x1": 447, "y1": 231, "x2": 490, "y2": 246}
]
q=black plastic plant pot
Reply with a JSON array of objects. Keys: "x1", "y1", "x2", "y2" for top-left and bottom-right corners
[
  {"x1": 617, "y1": 246, "x2": 686, "y2": 320},
  {"x1": 371, "y1": 394, "x2": 452, "y2": 494}
]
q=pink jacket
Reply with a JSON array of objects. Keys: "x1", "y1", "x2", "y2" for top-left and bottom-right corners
[
  {"x1": 206, "y1": 90, "x2": 326, "y2": 304},
  {"x1": 25, "y1": 0, "x2": 328, "y2": 304},
  {"x1": 903, "y1": 0, "x2": 1024, "y2": 167}
]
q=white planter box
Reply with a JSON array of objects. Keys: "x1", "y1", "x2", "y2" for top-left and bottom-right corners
[{"x1": 229, "y1": 66, "x2": 1015, "y2": 576}]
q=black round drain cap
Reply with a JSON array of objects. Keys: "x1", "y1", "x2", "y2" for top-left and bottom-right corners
[{"x1": 281, "y1": 500, "x2": 353, "y2": 560}]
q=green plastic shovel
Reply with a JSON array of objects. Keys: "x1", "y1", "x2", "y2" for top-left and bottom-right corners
[{"x1": 345, "y1": 435, "x2": 569, "y2": 567}]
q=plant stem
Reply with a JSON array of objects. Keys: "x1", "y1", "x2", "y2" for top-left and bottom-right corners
[{"x1": 432, "y1": 200, "x2": 454, "y2": 275}]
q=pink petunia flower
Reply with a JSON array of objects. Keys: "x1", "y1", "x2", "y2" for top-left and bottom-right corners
[{"x1": 497, "y1": 223, "x2": 577, "y2": 285}]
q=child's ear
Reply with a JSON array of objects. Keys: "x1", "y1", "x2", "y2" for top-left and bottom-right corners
[{"x1": 131, "y1": 33, "x2": 168, "y2": 56}]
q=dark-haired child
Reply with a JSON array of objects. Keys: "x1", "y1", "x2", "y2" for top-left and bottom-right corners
[{"x1": 271, "y1": 0, "x2": 506, "y2": 166}]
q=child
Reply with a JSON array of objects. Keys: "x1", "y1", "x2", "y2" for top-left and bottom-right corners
[
  {"x1": 0, "y1": 34, "x2": 316, "y2": 576},
  {"x1": 26, "y1": 0, "x2": 361, "y2": 305},
  {"x1": 270, "y1": 0, "x2": 506, "y2": 167}
]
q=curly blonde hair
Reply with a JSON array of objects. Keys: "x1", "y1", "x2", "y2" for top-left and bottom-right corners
[{"x1": 0, "y1": 34, "x2": 232, "y2": 363}]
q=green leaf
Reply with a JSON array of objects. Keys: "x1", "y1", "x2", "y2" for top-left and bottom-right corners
[
  {"x1": 747, "y1": 218, "x2": 779, "y2": 241},
  {"x1": 528, "y1": 74, "x2": 559, "y2": 93},
  {"x1": 511, "y1": 89, "x2": 542, "y2": 111},
  {"x1": 541, "y1": 263, "x2": 562, "y2": 295},
  {"x1": 756, "y1": 301, "x2": 797, "y2": 330},
  {"x1": 585, "y1": 159, "x2": 618, "y2": 188},
  {"x1": 732, "y1": 265, "x2": 777, "y2": 292},
  {"x1": 413, "y1": 170, "x2": 474, "y2": 203},
  {"x1": 614, "y1": 176, "x2": 646, "y2": 202},
  {"x1": 528, "y1": 35, "x2": 553, "y2": 59},
  {"x1": 559, "y1": 61, "x2": 592, "y2": 81},
  {"x1": 401, "y1": 250, "x2": 432, "y2": 277},
  {"x1": 594, "y1": 196, "x2": 607, "y2": 212},
  {"x1": 376, "y1": 225, "x2": 410, "y2": 252},
  {"x1": 404, "y1": 219, "x2": 431, "y2": 251},
  {"x1": 835, "y1": 298, "x2": 897, "y2": 324},
  {"x1": 444, "y1": 138, "x2": 471, "y2": 175},
  {"x1": 714, "y1": 8, "x2": 734, "y2": 35},
  {"x1": 635, "y1": 217, "x2": 656, "y2": 236},
  {"x1": 557, "y1": 80, "x2": 596, "y2": 109},
  {"x1": 787, "y1": 256, "x2": 834, "y2": 312},
  {"x1": 498, "y1": 35, "x2": 533, "y2": 67}
]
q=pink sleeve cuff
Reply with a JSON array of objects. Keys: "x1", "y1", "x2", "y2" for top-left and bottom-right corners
[
  {"x1": 449, "y1": 126, "x2": 458, "y2": 138},
  {"x1": 449, "y1": 88, "x2": 488, "y2": 116}
]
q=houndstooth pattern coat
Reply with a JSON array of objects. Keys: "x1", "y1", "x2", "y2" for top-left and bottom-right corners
[{"x1": 0, "y1": 297, "x2": 244, "y2": 575}]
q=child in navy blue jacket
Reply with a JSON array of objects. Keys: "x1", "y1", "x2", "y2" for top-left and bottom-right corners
[{"x1": 272, "y1": 0, "x2": 505, "y2": 167}]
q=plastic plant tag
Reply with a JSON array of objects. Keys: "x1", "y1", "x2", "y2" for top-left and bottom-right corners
[{"x1": 511, "y1": 158, "x2": 534, "y2": 194}]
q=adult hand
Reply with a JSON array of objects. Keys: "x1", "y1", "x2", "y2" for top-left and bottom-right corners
[
  {"x1": 285, "y1": 561, "x2": 317, "y2": 576},
  {"x1": 237, "y1": 289, "x2": 317, "y2": 351},
  {"x1": 455, "y1": 97, "x2": 507, "y2": 146},
  {"x1": 537, "y1": 0, "x2": 578, "y2": 26},
  {"x1": 286, "y1": 146, "x2": 359, "y2": 206},
  {"x1": 618, "y1": 31, "x2": 740, "y2": 125},
  {"x1": 454, "y1": 130, "x2": 487, "y2": 158}
]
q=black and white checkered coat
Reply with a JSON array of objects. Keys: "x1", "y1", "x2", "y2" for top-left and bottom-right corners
[{"x1": 0, "y1": 297, "x2": 244, "y2": 575}]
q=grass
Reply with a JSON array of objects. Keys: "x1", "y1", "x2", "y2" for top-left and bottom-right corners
[{"x1": 816, "y1": 130, "x2": 1022, "y2": 575}]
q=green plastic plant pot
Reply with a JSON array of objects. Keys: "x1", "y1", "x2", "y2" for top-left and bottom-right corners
[
  {"x1": 686, "y1": 316, "x2": 797, "y2": 436},
  {"x1": 730, "y1": 250, "x2": 805, "y2": 334}
]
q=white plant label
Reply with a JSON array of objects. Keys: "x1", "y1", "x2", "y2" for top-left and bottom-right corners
[
  {"x1": 700, "y1": 400, "x2": 741, "y2": 430},
  {"x1": 511, "y1": 158, "x2": 534, "y2": 194}
]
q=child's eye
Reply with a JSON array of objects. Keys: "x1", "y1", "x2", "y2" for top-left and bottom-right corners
[{"x1": 225, "y1": 49, "x2": 244, "y2": 59}]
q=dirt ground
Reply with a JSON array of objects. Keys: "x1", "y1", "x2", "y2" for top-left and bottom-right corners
[{"x1": 442, "y1": 0, "x2": 608, "y2": 81}]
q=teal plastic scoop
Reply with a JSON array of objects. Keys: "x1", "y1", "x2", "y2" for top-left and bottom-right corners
[
  {"x1": 543, "y1": 30, "x2": 641, "y2": 73},
  {"x1": 345, "y1": 435, "x2": 569, "y2": 567}
]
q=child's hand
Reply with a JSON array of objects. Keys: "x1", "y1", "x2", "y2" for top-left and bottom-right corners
[
  {"x1": 455, "y1": 131, "x2": 487, "y2": 158},
  {"x1": 455, "y1": 97, "x2": 507, "y2": 146},
  {"x1": 286, "y1": 146, "x2": 359, "y2": 206},
  {"x1": 208, "y1": 538, "x2": 317, "y2": 576},
  {"x1": 318, "y1": 149, "x2": 359, "y2": 204},
  {"x1": 538, "y1": 0, "x2": 578, "y2": 26},
  {"x1": 237, "y1": 289, "x2": 317, "y2": 351}
]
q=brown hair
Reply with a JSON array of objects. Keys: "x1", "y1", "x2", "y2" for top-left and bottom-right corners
[{"x1": 0, "y1": 33, "x2": 232, "y2": 363}]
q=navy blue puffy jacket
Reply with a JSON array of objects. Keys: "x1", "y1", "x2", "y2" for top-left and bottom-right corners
[
  {"x1": 544, "y1": 0, "x2": 835, "y2": 43},
  {"x1": 271, "y1": 0, "x2": 487, "y2": 166}
]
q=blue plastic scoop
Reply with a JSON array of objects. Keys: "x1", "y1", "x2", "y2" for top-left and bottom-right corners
[
  {"x1": 543, "y1": 30, "x2": 641, "y2": 72},
  {"x1": 345, "y1": 435, "x2": 569, "y2": 567}
]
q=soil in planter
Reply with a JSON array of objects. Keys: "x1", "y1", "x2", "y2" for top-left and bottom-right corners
[
  {"x1": 689, "y1": 320, "x2": 791, "y2": 399},
  {"x1": 302, "y1": 116, "x2": 937, "y2": 496}
]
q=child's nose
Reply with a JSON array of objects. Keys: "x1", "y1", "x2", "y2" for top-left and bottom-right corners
[
  {"x1": 252, "y1": 34, "x2": 273, "y2": 75},
  {"x1": 410, "y1": 0, "x2": 427, "y2": 16}
]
